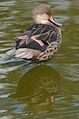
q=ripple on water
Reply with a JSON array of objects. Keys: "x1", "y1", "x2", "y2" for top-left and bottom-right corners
[
  {"x1": 0, "y1": 1, "x2": 16, "y2": 7},
  {"x1": 49, "y1": 0, "x2": 71, "y2": 10},
  {"x1": 0, "y1": 0, "x2": 79, "y2": 119},
  {"x1": 74, "y1": 16, "x2": 79, "y2": 24},
  {"x1": 56, "y1": 64, "x2": 79, "y2": 81}
]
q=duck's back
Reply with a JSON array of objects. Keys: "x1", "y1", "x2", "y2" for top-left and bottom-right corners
[{"x1": 7, "y1": 24, "x2": 62, "y2": 61}]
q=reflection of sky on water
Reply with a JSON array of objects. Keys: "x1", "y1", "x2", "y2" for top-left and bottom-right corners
[{"x1": 50, "y1": 1, "x2": 71, "y2": 10}]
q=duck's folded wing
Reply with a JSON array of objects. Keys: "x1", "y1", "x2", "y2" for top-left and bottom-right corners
[
  {"x1": 16, "y1": 32, "x2": 48, "y2": 52},
  {"x1": 16, "y1": 24, "x2": 61, "y2": 52},
  {"x1": 16, "y1": 30, "x2": 32, "y2": 49},
  {"x1": 31, "y1": 24, "x2": 61, "y2": 43}
]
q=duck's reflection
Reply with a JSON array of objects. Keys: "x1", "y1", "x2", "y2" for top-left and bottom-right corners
[{"x1": 15, "y1": 64, "x2": 61, "y2": 113}]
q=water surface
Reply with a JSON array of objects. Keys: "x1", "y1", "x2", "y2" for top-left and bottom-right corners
[{"x1": 0, "y1": 0, "x2": 79, "y2": 119}]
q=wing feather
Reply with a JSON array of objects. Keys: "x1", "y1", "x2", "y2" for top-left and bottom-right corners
[{"x1": 15, "y1": 24, "x2": 61, "y2": 52}]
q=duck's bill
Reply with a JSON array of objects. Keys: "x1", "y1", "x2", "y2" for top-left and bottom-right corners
[{"x1": 49, "y1": 18, "x2": 62, "y2": 27}]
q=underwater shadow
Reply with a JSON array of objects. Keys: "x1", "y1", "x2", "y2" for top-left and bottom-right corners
[
  {"x1": 15, "y1": 64, "x2": 61, "y2": 100},
  {"x1": 12, "y1": 64, "x2": 61, "y2": 114}
]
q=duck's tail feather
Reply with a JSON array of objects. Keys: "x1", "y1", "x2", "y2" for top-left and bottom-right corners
[
  {"x1": 6, "y1": 48, "x2": 41, "y2": 60},
  {"x1": 6, "y1": 48, "x2": 16, "y2": 56},
  {"x1": 6, "y1": 48, "x2": 33, "y2": 59},
  {"x1": 15, "y1": 48, "x2": 33, "y2": 59}
]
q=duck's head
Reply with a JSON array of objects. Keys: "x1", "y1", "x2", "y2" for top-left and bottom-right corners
[{"x1": 32, "y1": 4, "x2": 62, "y2": 27}]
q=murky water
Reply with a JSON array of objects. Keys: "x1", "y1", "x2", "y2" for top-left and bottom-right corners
[{"x1": 0, "y1": 0, "x2": 79, "y2": 119}]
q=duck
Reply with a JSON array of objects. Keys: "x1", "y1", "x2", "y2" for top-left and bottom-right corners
[{"x1": 7, "y1": 4, "x2": 62, "y2": 61}]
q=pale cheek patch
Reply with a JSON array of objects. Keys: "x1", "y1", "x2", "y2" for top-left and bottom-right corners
[{"x1": 35, "y1": 14, "x2": 49, "y2": 24}]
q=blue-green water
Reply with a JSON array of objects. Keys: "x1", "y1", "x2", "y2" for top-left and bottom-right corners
[{"x1": 0, "y1": 0, "x2": 79, "y2": 119}]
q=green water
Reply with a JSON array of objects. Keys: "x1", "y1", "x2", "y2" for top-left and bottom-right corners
[{"x1": 0, "y1": 0, "x2": 79, "y2": 119}]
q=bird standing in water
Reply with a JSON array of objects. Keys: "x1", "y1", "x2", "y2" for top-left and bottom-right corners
[{"x1": 7, "y1": 4, "x2": 62, "y2": 61}]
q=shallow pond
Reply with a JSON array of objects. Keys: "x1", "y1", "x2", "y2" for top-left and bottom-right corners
[{"x1": 0, "y1": 0, "x2": 79, "y2": 119}]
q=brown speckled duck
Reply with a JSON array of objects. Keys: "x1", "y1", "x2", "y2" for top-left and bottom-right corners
[{"x1": 7, "y1": 4, "x2": 62, "y2": 61}]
